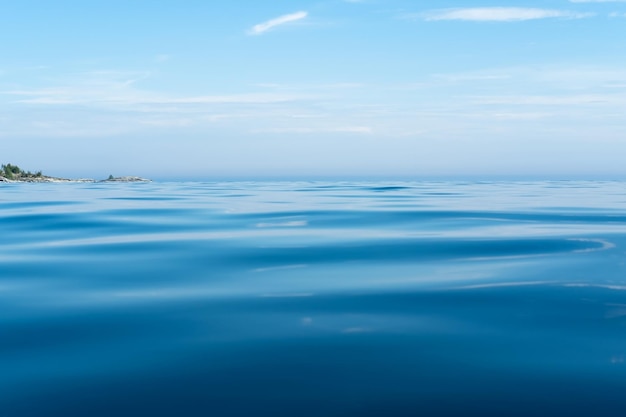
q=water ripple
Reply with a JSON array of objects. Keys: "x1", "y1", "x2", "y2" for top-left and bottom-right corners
[{"x1": 3, "y1": 181, "x2": 626, "y2": 416}]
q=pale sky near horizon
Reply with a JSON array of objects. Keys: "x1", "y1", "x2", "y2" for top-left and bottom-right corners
[{"x1": 1, "y1": 0, "x2": 626, "y2": 179}]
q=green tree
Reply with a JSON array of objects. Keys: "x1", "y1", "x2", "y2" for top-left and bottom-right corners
[{"x1": 1, "y1": 164, "x2": 19, "y2": 179}]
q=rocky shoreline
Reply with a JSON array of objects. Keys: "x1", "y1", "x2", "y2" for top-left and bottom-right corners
[
  {"x1": 0, "y1": 175, "x2": 151, "y2": 183},
  {"x1": 1, "y1": 163, "x2": 151, "y2": 183}
]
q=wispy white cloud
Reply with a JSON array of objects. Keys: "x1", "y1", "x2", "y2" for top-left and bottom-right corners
[
  {"x1": 9, "y1": 92, "x2": 310, "y2": 106},
  {"x1": 432, "y1": 73, "x2": 512, "y2": 83},
  {"x1": 473, "y1": 94, "x2": 626, "y2": 106},
  {"x1": 1, "y1": 69, "x2": 355, "y2": 139},
  {"x1": 248, "y1": 11, "x2": 308, "y2": 35},
  {"x1": 3, "y1": 81, "x2": 312, "y2": 106},
  {"x1": 421, "y1": 7, "x2": 592, "y2": 22},
  {"x1": 429, "y1": 66, "x2": 626, "y2": 90},
  {"x1": 4, "y1": 64, "x2": 626, "y2": 145},
  {"x1": 570, "y1": 0, "x2": 626, "y2": 3},
  {"x1": 253, "y1": 126, "x2": 373, "y2": 134}
]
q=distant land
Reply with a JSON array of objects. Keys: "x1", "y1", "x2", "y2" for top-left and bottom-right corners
[{"x1": 0, "y1": 163, "x2": 150, "y2": 183}]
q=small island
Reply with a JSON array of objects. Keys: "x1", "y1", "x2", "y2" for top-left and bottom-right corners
[{"x1": 0, "y1": 163, "x2": 151, "y2": 183}]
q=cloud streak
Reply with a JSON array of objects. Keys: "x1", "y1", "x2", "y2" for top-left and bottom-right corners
[
  {"x1": 254, "y1": 126, "x2": 373, "y2": 134},
  {"x1": 249, "y1": 11, "x2": 308, "y2": 35},
  {"x1": 422, "y1": 7, "x2": 591, "y2": 22},
  {"x1": 570, "y1": 0, "x2": 626, "y2": 3}
]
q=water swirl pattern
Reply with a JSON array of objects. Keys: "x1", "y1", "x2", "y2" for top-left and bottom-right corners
[{"x1": 2, "y1": 181, "x2": 626, "y2": 416}]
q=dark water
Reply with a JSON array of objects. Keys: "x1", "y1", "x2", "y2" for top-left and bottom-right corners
[{"x1": 2, "y1": 181, "x2": 626, "y2": 416}]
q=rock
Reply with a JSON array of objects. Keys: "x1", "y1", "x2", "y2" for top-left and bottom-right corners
[{"x1": 99, "y1": 176, "x2": 151, "y2": 183}]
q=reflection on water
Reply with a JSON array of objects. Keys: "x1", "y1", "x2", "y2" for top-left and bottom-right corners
[{"x1": 2, "y1": 181, "x2": 626, "y2": 416}]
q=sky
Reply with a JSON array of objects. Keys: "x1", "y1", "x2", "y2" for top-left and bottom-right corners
[{"x1": 1, "y1": 0, "x2": 626, "y2": 180}]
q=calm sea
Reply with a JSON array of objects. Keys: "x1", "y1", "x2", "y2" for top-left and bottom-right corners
[{"x1": 2, "y1": 181, "x2": 626, "y2": 416}]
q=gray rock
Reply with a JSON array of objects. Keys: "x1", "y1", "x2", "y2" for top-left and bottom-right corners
[{"x1": 99, "y1": 176, "x2": 151, "y2": 183}]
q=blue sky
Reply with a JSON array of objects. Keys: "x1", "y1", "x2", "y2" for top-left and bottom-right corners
[{"x1": 1, "y1": 0, "x2": 626, "y2": 179}]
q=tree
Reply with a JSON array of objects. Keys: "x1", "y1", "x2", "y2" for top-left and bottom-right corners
[{"x1": 1, "y1": 163, "x2": 20, "y2": 179}]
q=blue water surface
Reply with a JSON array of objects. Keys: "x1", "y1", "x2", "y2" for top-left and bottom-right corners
[{"x1": 2, "y1": 181, "x2": 626, "y2": 416}]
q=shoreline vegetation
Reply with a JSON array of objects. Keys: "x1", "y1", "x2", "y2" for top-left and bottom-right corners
[{"x1": 0, "y1": 163, "x2": 150, "y2": 183}]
